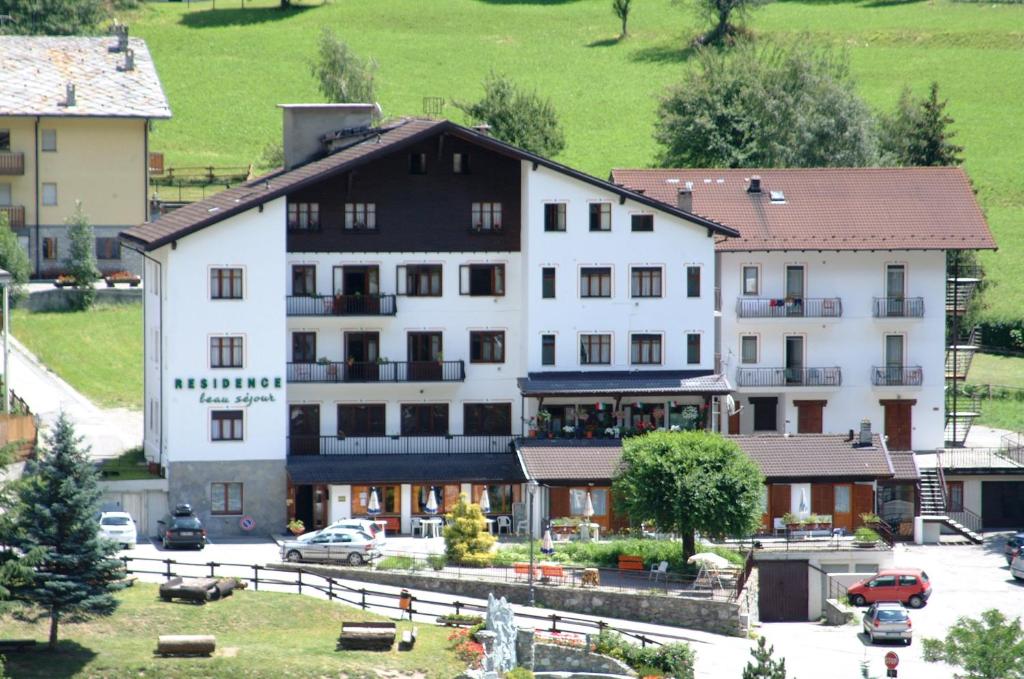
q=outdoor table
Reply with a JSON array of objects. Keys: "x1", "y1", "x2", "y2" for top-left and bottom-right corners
[
  {"x1": 485, "y1": 518, "x2": 496, "y2": 535},
  {"x1": 421, "y1": 518, "x2": 443, "y2": 538}
]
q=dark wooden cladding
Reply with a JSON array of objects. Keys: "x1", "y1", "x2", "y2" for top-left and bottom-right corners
[{"x1": 286, "y1": 133, "x2": 521, "y2": 253}]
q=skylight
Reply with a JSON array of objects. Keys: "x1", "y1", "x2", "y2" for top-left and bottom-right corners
[{"x1": 770, "y1": 191, "x2": 786, "y2": 204}]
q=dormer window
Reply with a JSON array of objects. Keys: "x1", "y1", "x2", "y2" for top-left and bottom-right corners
[
  {"x1": 409, "y1": 153, "x2": 427, "y2": 174},
  {"x1": 344, "y1": 203, "x2": 376, "y2": 230},
  {"x1": 471, "y1": 202, "x2": 502, "y2": 232},
  {"x1": 287, "y1": 202, "x2": 319, "y2": 231},
  {"x1": 453, "y1": 153, "x2": 470, "y2": 174}
]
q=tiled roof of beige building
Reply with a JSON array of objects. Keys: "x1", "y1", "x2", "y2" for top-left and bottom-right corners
[{"x1": 0, "y1": 36, "x2": 170, "y2": 118}]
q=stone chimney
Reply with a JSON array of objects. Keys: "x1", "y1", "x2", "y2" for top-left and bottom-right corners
[
  {"x1": 473, "y1": 123, "x2": 492, "y2": 137},
  {"x1": 279, "y1": 103, "x2": 382, "y2": 170},
  {"x1": 747, "y1": 175, "x2": 762, "y2": 193},
  {"x1": 676, "y1": 185, "x2": 693, "y2": 212},
  {"x1": 859, "y1": 418, "x2": 873, "y2": 446},
  {"x1": 62, "y1": 83, "x2": 76, "y2": 107}
]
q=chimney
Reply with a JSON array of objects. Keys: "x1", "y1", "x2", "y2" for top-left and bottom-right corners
[
  {"x1": 63, "y1": 83, "x2": 76, "y2": 107},
  {"x1": 676, "y1": 186, "x2": 692, "y2": 213},
  {"x1": 117, "y1": 24, "x2": 129, "y2": 52},
  {"x1": 473, "y1": 123, "x2": 492, "y2": 137},
  {"x1": 859, "y1": 418, "x2": 872, "y2": 446},
  {"x1": 279, "y1": 103, "x2": 382, "y2": 170},
  {"x1": 120, "y1": 48, "x2": 135, "y2": 72},
  {"x1": 747, "y1": 175, "x2": 762, "y2": 193}
]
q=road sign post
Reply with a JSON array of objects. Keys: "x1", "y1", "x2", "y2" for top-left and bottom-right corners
[{"x1": 885, "y1": 651, "x2": 899, "y2": 677}]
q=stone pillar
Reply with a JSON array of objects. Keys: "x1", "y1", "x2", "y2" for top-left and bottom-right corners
[{"x1": 515, "y1": 629, "x2": 535, "y2": 670}]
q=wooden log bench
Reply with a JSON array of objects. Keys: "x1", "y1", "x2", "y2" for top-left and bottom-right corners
[
  {"x1": 0, "y1": 639, "x2": 36, "y2": 652},
  {"x1": 338, "y1": 621, "x2": 396, "y2": 651},
  {"x1": 398, "y1": 627, "x2": 418, "y2": 651},
  {"x1": 156, "y1": 635, "x2": 216, "y2": 657},
  {"x1": 159, "y1": 577, "x2": 240, "y2": 604}
]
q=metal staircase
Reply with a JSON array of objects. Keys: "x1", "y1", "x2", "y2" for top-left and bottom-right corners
[
  {"x1": 944, "y1": 394, "x2": 980, "y2": 447},
  {"x1": 945, "y1": 327, "x2": 980, "y2": 380},
  {"x1": 921, "y1": 467, "x2": 983, "y2": 544}
]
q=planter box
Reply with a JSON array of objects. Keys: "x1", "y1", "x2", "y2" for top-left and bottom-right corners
[{"x1": 618, "y1": 555, "x2": 644, "y2": 571}]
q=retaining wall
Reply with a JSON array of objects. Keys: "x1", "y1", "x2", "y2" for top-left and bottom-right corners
[{"x1": 25, "y1": 287, "x2": 141, "y2": 312}]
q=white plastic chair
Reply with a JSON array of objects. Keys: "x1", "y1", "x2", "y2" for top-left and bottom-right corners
[
  {"x1": 411, "y1": 517, "x2": 423, "y2": 538},
  {"x1": 515, "y1": 519, "x2": 528, "y2": 536},
  {"x1": 496, "y1": 516, "x2": 512, "y2": 535},
  {"x1": 649, "y1": 560, "x2": 668, "y2": 582}
]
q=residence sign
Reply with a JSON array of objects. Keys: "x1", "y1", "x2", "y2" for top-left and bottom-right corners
[{"x1": 174, "y1": 376, "x2": 283, "y2": 407}]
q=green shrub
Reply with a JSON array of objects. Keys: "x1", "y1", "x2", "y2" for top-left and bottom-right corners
[
  {"x1": 494, "y1": 538, "x2": 742, "y2": 575},
  {"x1": 443, "y1": 495, "x2": 496, "y2": 567},
  {"x1": 375, "y1": 555, "x2": 424, "y2": 571},
  {"x1": 427, "y1": 554, "x2": 447, "y2": 571},
  {"x1": 504, "y1": 668, "x2": 535, "y2": 679},
  {"x1": 591, "y1": 629, "x2": 695, "y2": 678},
  {"x1": 854, "y1": 527, "x2": 880, "y2": 543}
]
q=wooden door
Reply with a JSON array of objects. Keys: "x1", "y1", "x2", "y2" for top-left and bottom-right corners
[
  {"x1": 312, "y1": 485, "x2": 329, "y2": 531},
  {"x1": 548, "y1": 487, "x2": 570, "y2": 521},
  {"x1": 728, "y1": 409, "x2": 740, "y2": 435},
  {"x1": 882, "y1": 400, "x2": 915, "y2": 450},
  {"x1": 795, "y1": 400, "x2": 825, "y2": 434},
  {"x1": 833, "y1": 484, "x2": 853, "y2": 533},
  {"x1": 769, "y1": 484, "x2": 791, "y2": 527},
  {"x1": 758, "y1": 561, "x2": 809, "y2": 622},
  {"x1": 852, "y1": 485, "x2": 875, "y2": 528},
  {"x1": 811, "y1": 484, "x2": 834, "y2": 517}
]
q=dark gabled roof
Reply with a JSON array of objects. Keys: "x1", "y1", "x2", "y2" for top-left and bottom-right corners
[
  {"x1": 611, "y1": 167, "x2": 997, "y2": 252},
  {"x1": 287, "y1": 453, "x2": 526, "y2": 485},
  {"x1": 121, "y1": 118, "x2": 738, "y2": 252},
  {"x1": 517, "y1": 370, "x2": 731, "y2": 397},
  {"x1": 729, "y1": 434, "x2": 894, "y2": 480},
  {"x1": 517, "y1": 440, "x2": 626, "y2": 482}
]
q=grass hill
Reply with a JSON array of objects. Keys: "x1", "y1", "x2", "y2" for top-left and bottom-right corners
[{"x1": 130, "y1": 0, "x2": 1023, "y2": 323}]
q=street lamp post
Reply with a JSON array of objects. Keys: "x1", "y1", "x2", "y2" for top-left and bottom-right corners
[
  {"x1": 0, "y1": 268, "x2": 11, "y2": 413},
  {"x1": 527, "y1": 479, "x2": 539, "y2": 606}
]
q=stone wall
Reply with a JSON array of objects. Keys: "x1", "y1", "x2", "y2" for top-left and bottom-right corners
[
  {"x1": 823, "y1": 598, "x2": 854, "y2": 626},
  {"x1": 169, "y1": 459, "x2": 285, "y2": 537},
  {"x1": 272, "y1": 563, "x2": 750, "y2": 637},
  {"x1": 534, "y1": 643, "x2": 635, "y2": 676},
  {"x1": 25, "y1": 287, "x2": 142, "y2": 312}
]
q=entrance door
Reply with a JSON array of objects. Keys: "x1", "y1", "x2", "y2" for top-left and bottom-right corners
[
  {"x1": 853, "y1": 484, "x2": 875, "y2": 528},
  {"x1": 408, "y1": 331, "x2": 443, "y2": 380},
  {"x1": 769, "y1": 484, "x2": 791, "y2": 528},
  {"x1": 750, "y1": 397, "x2": 778, "y2": 432},
  {"x1": 884, "y1": 335, "x2": 904, "y2": 385},
  {"x1": 882, "y1": 400, "x2": 915, "y2": 450},
  {"x1": 345, "y1": 332, "x2": 380, "y2": 381},
  {"x1": 795, "y1": 400, "x2": 825, "y2": 434},
  {"x1": 292, "y1": 483, "x2": 329, "y2": 533},
  {"x1": 785, "y1": 336, "x2": 804, "y2": 385},
  {"x1": 335, "y1": 265, "x2": 381, "y2": 314},
  {"x1": 759, "y1": 561, "x2": 809, "y2": 622},
  {"x1": 786, "y1": 265, "x2": 805, "y2": 316},
  {"x1": 833, "y1": 484, "x2": 853, "y2": 534},
  {"x1": 981, "y1": 481, "x2": 1024, "y2": 529},
  {"x1": 886, "y1": 265, "x2": 906, "y2": 316},
  {"x1": 289, "y1": 404, "x2": 320, "y2": 456}
]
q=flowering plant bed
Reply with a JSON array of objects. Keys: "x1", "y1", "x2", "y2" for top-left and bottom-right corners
[
  {"x1": 53, "y1": 274, "x2": 76, "y2": 288},
  {"x1": 435, "y1": 613, "x2": 484, "y2": 628},
  {"x1": 104, "y1": 271, "x2": 141, "y2": 287}
]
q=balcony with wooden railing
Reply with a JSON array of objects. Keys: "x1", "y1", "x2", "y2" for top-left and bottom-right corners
[
  {"x1": 286, "y1": 294, "x2": 397, "y2": 317},
  {"x1": 0, "y1": 205, "x2": 25, "y2": 229},
  {"x1": 872, "y1": 366, "x2": 923, "y2": 387},
  {"x1": 736, "y1": 297, "x2": 842, "y2": 318},
  {"x1": 736, "y1": 366, "x2": 842, "y2": 388},
  {"x1": 0, "y1": 152, "x2": 24, "y2": 175},
  {"x1": 287, "y1": 360, "x2": 465, "y2": 384}
]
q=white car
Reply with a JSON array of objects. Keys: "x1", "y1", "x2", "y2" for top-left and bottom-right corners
[
  {"x1": 99, "y1": 511, "x2": 137, "y2": 548},
  {"x1": 1011, "y1": 552, "x2": 1024, "y2": 580},
  {"x1": 298, "y1": 519, "x2": 386, "y2": 543},
  {"x1": 281, "y1": 528, "x2": 379, "y2": 566}
]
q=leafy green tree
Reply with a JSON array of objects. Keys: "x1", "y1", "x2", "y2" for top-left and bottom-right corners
[
  {"x1": 743, "y1": 636, "x2": 788, "y2": 678},
  {"x1": 310, "y1": 28, "x2": 378, "y2": 104},
  {"x1": 0, "y1": 0, "x2": 105, "y2": 35},
  {"x1": 654, "y1": 41, "x2": 878, "y2": 168},
  {"x1": 63, "y1": 202, "x2": 101, "y2": 311},
  {"x1": 2, "y1": 413, "x2": 126, "y2": 649},
  {"x1": 613, "y1": 431, "x2": 763, "y2": 558},
  {"x1": 690, "y1": 0, "x2": 768, "y2": 46},
  {"x1": 0, "y1": 211, "x2": 29, "y2": 303},
  {"x1": 879, "y1": 82, "x2": 963, "y2": 167},
  {"x1": 443, "y1": 494, "x2": 495, "y2": 567},
  {"x1": 612, "y1": 0, "x2": 633, "y2": 39},
  {"x1": 922, "y1": 609, "x2": 1024, "y2": 679},
  {"x1": 457, "y1": 73, "x2": 566, "y2": 157}
]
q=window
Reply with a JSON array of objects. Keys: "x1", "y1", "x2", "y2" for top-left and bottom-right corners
[
  {"x1": 210, "y1": 336, "x2": 243, "y2": 368},
  {"x1": 42, "y1": 237, "x2": 57, "y2": 261},
  {"x1": 898, "y1": 575, "x2": 919, "y2": 587},
  {"x1": 687, "y1": 333, "x2": 701, "y2": 365},
  {"x1": 400, "y1": 404, "x2": 449, "y2": 436},
  {"x1": 42, "y1": 182, "x2": 57, "y2": 206},
  {"x1": 338, "y1": 404, "x2": 385, "y2": 436},
  {"x1": 687, "y1": 266, "x2": 701, "y2": 298},
  {"x1": 541, "y1": 334, "x2": 555, "y2": 366},
  {"x1": 407, "y1": 332, "x2": 440, "y2": 362},
  {"x1": 292, "y1": 332, "x2": 316, "y2": 363},
  {"x1": 211, "y1": 410, "x2": 243, "y2": 441},
  {"x1": 464, "y1": 403, "x2": 512, "y2": 435},
  {"x1": 589, "y1": 203, "x2": 611, "y2": 231},
  {"x1": 0, "y1": 183, "x2": 9, "y2": 205},
  {"x1": 544, "y1": 203, "x2": 566, "y2": 232},
  {"x1": 740, "y1": 336, "x2": 758, "y2": 364},
  {"x1": 580, "y1": 267, "x2": 612, "y2": 298},
  {"x1": 460, "y1": 264, "x2": 505, "y2": 296},
  {"x1": 292, "y1": 265, "x2": 316, "y2": 296},
  {"x1": 542, "y1": 267, "x2": 556, "y2": 299},
  {"x1": 742, "y1": 266, "x2": 759, "y2": 296},
  {"x1": 95, "y1": 237, "x2": 120, "y2": 259},
  {"x1": 886, "y1": 264, "x2": 906, "y2": 299},
  {"x1": 868, "y1": 575, "x2": 896, "y2": 589},
  {"x1": 580, "y1": 334, "x2": 611, "y2": 365},
  {"x1": 570, "y1": 488, "x2": 608, "y2": 516},
  {"x1": 344, "y1": 203, "x2": 376, "y2": 230},
  {"x1": 471, "y1": 202, "x2": 502, "y2": 232},
  {"x1": 211, "y1": 267, "x2": 243, "y2": 300},
  {"x1": 470, "y1": 331, "x2": 505, "y2": 363},
  {"x1": 947, "y1": 481, "x2": 963, "y2": 512},
  {"x1": 631, "y1": 267, "x2": 662, "y2": 298},
  {"x1": 409, "y1": 153, "x2": 427, "y2": 174},
  {"x1": 287, "y1": 202, "x2": 319, "y2": 230},
  {"x1": 0, "y1": 130, "x2": 9, "y2": 151},
  {"x1": 472, "y1": 484, "x2": 515, "y2": 514},
  {"x1": 211, "y1": 482, "x2": 243, "y2": 515},
  {"x1": 400, "y1": 264, "x2": 442, "y2": 296},
  {"x1": 41, "y1": 129, "x2": 56, "y2": 152},
  {"x1": 453, "y1": 153, "x2": 470, "y2": 174},
  {"x1": 630, "y1": 334, "x2": 662, "y2": 365},
  {"x1": 353, "y1": 485, "x2": 400, "y2": 514},
  {"x1": 631, "y1": 214, "x2": 653, "y2": 232}
]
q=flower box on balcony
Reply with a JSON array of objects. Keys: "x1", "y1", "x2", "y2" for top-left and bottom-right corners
[{"x1": 104, "y1": 271, "x2": 141, "y2": 288}]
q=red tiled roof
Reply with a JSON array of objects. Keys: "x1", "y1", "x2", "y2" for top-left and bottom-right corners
[
  {"x1": 886, "y1": 449, "x2": 921, "y2": 482},
  {"x1": 728, "y1": 434, "x2": 894, "y2": 480},
  {"x1": 610, "y1": 167, "x2": 996, "y2": 252},
  {"x1": 517, "y1": 440, "x2": 626, "y2": 482}
]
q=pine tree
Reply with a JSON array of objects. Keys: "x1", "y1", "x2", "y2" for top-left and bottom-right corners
[
  {"x1": 63, "y1": 202, "x2": 101, "y2": 311},
  {"x1": 742, "y1": 636, "x2": 789, "y2": 678},
  {"x1": 3, "y1": 413, "x2": 125, "y2": 649},
  {"x1": 879, "y1": 81, "x2": 963, "y2": 167},
  {"x1": 443, "y1": 494, "x2": 496, "y2": 567}
]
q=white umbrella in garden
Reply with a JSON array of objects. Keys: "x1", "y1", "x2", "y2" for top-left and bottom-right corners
[
  {"x1": 425, "y1": 488, "x2": 439, "y2": 515},
  {"x1": 687, "y1": 552, "x2": 730, "y2": 569},
  {"x1": 799, "y1": 488, "x2": 808, "y2": 514},
  {"x1": 541, "y1": 529, "x2": 555, "y2": 556},
  {"x1": 367, "y1": 489, "x2": 381, "y2": 516},
  {"x1": 479, "y1": 489, "x2": 491, "y2": 514},
  {"x1": 583, "y1": 492, "x2": 595, "y2": 520}
]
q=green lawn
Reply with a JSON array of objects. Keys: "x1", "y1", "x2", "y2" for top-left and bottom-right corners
[
  {"x1": 973, "y1": 397, "x2": 1024, "y2": 434},
  {"x1": 0, "y1": 583, "x2": 462, "y2": 678},
  {"x1": 127, "y1": 0, "x2": 1024, "y2": 322},
  {"x1": 966, "y1": 352, "x2": 1024, "y2": 389},
  {"x1": 12, "y1": 305, "x2": 142, "y2": 410}
]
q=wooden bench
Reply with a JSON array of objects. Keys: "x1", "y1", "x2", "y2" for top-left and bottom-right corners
[
  {"x1": 618, "y1": 554, "x2": 644, "y2": 571},
  {"x1": 540, "y1": 563, "x2": 566, "y2": 584},
  {"x1": 156, "y1": 635, "x2": 216, "y2": 657},
  {"x1": 398, "y1": 627, "x2": 418, "y2": 651},
  {"x1": 0, "y1": 639, "x2": 36, "y2": 653},
  {"x1": 159, "y1": 577, "x2": 241, "y2": 604},
  {"x1": 338, "y1": 622, "x2": 396, "y2": 651},
  {"x1": 513, "y1": 562, "x2": 540, "y2": 580}
]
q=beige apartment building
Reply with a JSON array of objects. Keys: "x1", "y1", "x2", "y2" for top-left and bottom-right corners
[{"x1": 0, "y1": 35, "x2": 170, "y2": 276}]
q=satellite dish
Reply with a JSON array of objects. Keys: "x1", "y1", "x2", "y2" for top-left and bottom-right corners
[{"x1": 726, "y1": 394, "x2": 744, "y2": 416}]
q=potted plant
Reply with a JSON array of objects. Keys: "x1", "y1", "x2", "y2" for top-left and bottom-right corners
[
  {"x1": 561, "y1": 425, "x2": 576, "y2": 439},
  {"x1": 536, "y1": 409, "x2": 552, "y2": 435},
  {"x1": 782, "y1": 512, "x2": 800, "y2": 530},
  {"x1": 853, "y1": 526, "x2": 880, "y2": 548},
  {"x1": 859, "y1": 512, "x2": 881, "y2": 526},
  {"x1": 806, "y1": 513, "x2": 822, "y2": 530},
  {"x1": 287, "y1": 518, "x2": 305, "y2": 536},
  {"x1": 604, "y1": 426, "x2": 621, "y2": 439}
]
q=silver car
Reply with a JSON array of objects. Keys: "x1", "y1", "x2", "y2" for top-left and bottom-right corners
[
  {"x1": 863, "y1": 601, "x2": 912, "y2": 645},
  {"x1": 280, "y1": 529, "x2": 379, "y2": 566},
  {"x1": 1011, "y1": 552, "x2": 1024, "y2": 580},
  {"x1": 298, "y1": 519, "x2": 386, "y2": 544}
]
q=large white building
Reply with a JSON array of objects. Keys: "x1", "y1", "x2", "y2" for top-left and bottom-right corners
[{"x1": 122, "y1": 105, "x2": 995, "y2": 537}]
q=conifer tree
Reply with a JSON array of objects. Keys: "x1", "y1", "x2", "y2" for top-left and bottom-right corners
[
  {"x1": 3, "y1": 413, "x2": 125, "y2": 649},
  {"x1": 63, "y1": 202, "x2": 101, "y2": 310},
  {"x1": 880, "y1": 82, "x2": 963, "y2": 167},
  {"x1": 443, "y1": 494, "x2": 496, "y2": 567},
  {"x1": 742, "y1": 636, "x2": 789, "y2": 679}
]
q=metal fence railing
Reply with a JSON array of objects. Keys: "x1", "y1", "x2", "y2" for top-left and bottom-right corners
[
  {"x1": 736, "y1": 297, "x2": 843, "y2": 318},
  {"x1": 287, "y1": 360, "x2": 465, "y2": 384},
  {"x1": 287, "y1": 434, "x2": 515, "y2": 456},
  {"x1": 735, "y1": 366, "x2": 842, "y2": 388}
]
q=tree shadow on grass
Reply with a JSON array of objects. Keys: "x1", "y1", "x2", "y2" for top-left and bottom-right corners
[
  {"x1": 178, "y1": 4, "x2": 316, "y2": 29},
  {"x1": 630, "y1": 42, "x2": 699, "y2": 64},
  {"x1": 863, "y1": 0, "x2": 926, "y2": 7},
  {"x1": 474, "y1": 0, "x2": 582, "y2": 4},
  {"x1": 4, "y1": 639, "x2": 97, "y2": 678},
  {"x1": 586, "y1": 36, "x2": 623, "y2": 48}
]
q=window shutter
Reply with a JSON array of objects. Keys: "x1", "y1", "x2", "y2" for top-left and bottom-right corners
[
  {"x1": 396, "y1": 266, "x2": 407, "y2": 295},
  {"x1": 460, "y1": 265, "x2": 470, "y2": 295},
  {"x1": 495, "y1": 265, "x2": 505, "y2": 295}
]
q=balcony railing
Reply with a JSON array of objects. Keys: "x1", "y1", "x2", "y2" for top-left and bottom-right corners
[
  {"x1": 872, "y1": 366, "x2": 923, "y2": 386},
  {"x1": 873, "y1": 297, "x2": 924, "y2": 318},
  {"x1": 0, "y1": 205, "x2": 25, "y2": 229},
  {"x1": 0, "y1": 152, "x2": 24, "y2": 175},
  {"x1": 736, "y1": 298, "x2": 842, "y2": 318},
  {"x1": 286, "y1": 294, "x2": 397, "y2": 317},
  {"x1": 288, "y1": 434, "x2": 515, "y2": 456},
  {"x1": 287, "y1": 360, "x2": 465, "y2": 383},
  {"x1": 736, "y1": 366, "x2": 842, "y2": 387}
]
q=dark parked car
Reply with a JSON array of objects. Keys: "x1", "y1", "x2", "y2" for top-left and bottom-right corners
[
  {"x1": 157, "y1": 507, "x2": 207, "y2": 550},
  {"x1": 1004, "y1": 532, "x2": 1024, "y2": 565}
]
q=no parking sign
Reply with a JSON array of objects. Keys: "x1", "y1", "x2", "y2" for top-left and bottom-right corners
[{"x1": 239, "y1": 515, "x2": 256, "y2": 531}]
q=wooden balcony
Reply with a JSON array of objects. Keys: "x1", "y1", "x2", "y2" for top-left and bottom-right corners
[
  {"x1": 287, "y1": 360, "x2": 465, "y2": 383},
  {"x1": 872, "y1": 366, "x2": 923, "y2": 386},
  {"x1": 736, "y1": 367, "x2": 842, "y2": 387},
  {"x1": 0, "y1": 205, "x2": 25, "y2": 229},
  {"x1": 286, "y1": 294, "x2": 397, "y2": 317},
  {"x1": 0, "y1": 152, "x2": 24, "y2": 176},
  {"x1": 873, "y1": 297, "x2": 925, "y2": 318},
  {"x1": 288, "y1": 434, "x2": 514, "y2": 456},
  {"x1": 736, "y1": 298, "x2": 842, "y2": 318}
]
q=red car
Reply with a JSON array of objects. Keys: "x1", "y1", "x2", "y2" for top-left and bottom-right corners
[{"x1": 847, "y1": 568, "x2": 931, "y2": 609}]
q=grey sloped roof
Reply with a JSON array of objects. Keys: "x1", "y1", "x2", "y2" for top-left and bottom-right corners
[
  {"x1": 517, "y1": 440, "x2": 626, "y2": 482},
  {"x1": 0, "y1": 37, "x2": 170, "y2": 118},
  {"x1": 287, "y1": 453, "x2": 526, "y2": 485},
  {"x1": 886, "y1": 449, "x2": 921, "y2": 482},
  {"x1": 517, "y1": 371, "x2": 731, "y2": 396},
  {"x1": 729, "y1": 434, "x2": 894, "y2": 480}
]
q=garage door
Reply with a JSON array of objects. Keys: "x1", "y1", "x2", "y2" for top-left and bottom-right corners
[
  {"x1": 982, "y1": 481, "x2": 1024, "y2": 529},
  {"x1": 758, "y1": 560, "x2": 808, "y2": 622}
]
